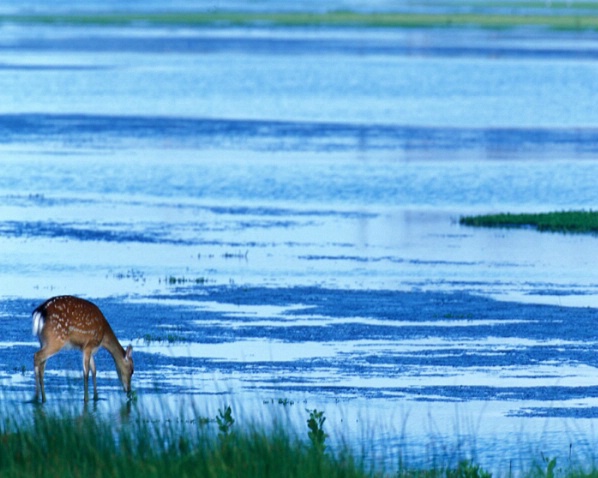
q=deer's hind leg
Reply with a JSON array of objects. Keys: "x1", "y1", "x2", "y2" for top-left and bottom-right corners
[
  {"x1": 33, "y1": 352, "x2": 46, "y2": 403},
  {"x1": 34, "y1": 342, "x2": 63, "y2": 403}
]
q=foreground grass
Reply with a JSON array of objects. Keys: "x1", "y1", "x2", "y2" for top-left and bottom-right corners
[
  {"x1": 3, "y1": 10, "x2": 598, "y2": 30},
  {"x1": 0, "y1": 407, "x2": 371, "y2": 478},
  {"x1": 1, "y1": 404, "x2": 597, "y2": 477},
  {"x1": 460, "y1": 210, "x2": 598, "y2": 234}
]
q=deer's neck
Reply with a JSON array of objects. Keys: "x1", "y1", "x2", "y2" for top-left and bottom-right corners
[{"x1": 102, "y1": 328, "x2": 125, "y2": 363}]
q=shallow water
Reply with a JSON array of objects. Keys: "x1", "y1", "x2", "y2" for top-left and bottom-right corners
[{"x1": 1, "y1": 15, "x2": 598, "y2": 473}]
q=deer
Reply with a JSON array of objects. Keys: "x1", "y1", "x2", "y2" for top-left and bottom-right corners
[{"x1": 32, "y1": 295, "x2": 134, "y2": 403}]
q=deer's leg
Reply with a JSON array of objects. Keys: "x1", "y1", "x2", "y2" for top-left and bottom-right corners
[
  {"x1": 34, "y1": 343, "x2": 62, "y2": 403},
  {"x1": 89, "y1": 354, "x2": 98, "y2": 401},
  {"x1": 33, "y1": 352, "x2": 45, "y2": 402},
  {"x1": 82, "y1": 349, "x2": 92, "y2": 402}
]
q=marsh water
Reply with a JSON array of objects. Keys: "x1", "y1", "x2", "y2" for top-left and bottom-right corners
[{"x1": 2, "y1": 9, "x2": 598, "y2": 473}]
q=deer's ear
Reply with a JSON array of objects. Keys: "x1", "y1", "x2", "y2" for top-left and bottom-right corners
[{"x1": 125, "y1": 345, "x2": 133, "y2": 361}]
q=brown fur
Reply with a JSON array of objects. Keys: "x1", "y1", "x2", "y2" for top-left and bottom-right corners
[{"x1": 33, "y1": 296, "x2": 134, "y2": 403}]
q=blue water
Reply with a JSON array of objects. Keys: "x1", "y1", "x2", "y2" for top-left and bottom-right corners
[
  {"x1": 2, "y1": 26, "x2": 598, "y2": 128},
  {"x1": 2, "y1": 0, "x2": 597, "y2": 15},
  {"x1": 2, "y1": 13, "x2": 598, "y2": 474}
]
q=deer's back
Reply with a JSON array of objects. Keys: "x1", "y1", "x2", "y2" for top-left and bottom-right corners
[{"x1": 33, "y1": 296, "x2": 108, "y2": 349}]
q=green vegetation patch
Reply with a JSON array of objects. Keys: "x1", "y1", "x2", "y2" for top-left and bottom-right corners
[
  {"x1": 3, "y1": 11, "x2": 598, "y2": 30},
  {"x1": 0, "y1": 407, "x2": 367, "y2": 478},
  {"x1": 1, "y1": 403, "x2": 595, "y2": 477},
  {"x1": 460, "y1": 210, "x2": 598, "y2": 234},
  {"x1": 425, "y1": 0, "x2": 598, "y2": 11},
  {"x1": 0, "y1": 404, "x2": 495, "y2": 478}
]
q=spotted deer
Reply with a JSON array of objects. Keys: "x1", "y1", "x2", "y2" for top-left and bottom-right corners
[{"x1": 32, "y1": 296, "x2": 134, "y2": 403}]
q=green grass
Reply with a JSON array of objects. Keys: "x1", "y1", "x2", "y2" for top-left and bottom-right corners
[
  {"x1": 423, "y1": 0, "x2": 598, "y2": 10},
  {"x1": 0, "y1": 406, "x2": 372, "y2": 478},
  {"x1": 2, "y1": 403, "x2": 598, "y2": 477},
  {"x1": 460, "y1": 210, "x2": 598, "y2": 234},
  {"x1": 3, "y1": 10, "x2": 598, "y2": 30}
]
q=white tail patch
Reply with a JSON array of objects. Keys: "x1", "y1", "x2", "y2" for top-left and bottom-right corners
[{"x1": 32, "y1": 310, "x2": 45, "y2": 337}]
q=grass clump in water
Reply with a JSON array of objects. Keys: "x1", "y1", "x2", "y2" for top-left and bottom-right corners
[{"x1": 460, "y1": 210, "x2": 598, "y2": 234}]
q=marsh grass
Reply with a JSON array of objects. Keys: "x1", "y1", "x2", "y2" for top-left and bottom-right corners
[
  {"x1": 460, "y1": 210, "x2": 598, "y2": 234},
  {"x1": 0, "y1": 403, "x2": 376, "y2": 478},
  {"x1": 1, "y1": 400, "x2": 598, "y2": 477},
  {"x1": 4, "y1": 10, "x2": 598, "y2": 30}
]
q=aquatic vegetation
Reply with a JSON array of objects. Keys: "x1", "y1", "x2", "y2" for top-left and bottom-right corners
[
  {"x1": 3, "y1": 401, "x2": 598, "y2": 477},
  {"x1": 306, "y1": 409, "x2": 328, "y2": 452},
  {"x1": 222, "y1": 250, "x2": 249, "y2": 260},
  {"x1": 216, "y1": 405, "x2": 235, "y2": 437},
  {"x1": 460, "y1": 210, "x2": 598, "y2": 234},
  {"x1": 114, "y1": 269, "x2": 146, "y2": 282},
  {"x1": 141, "y1": 333, "x2": 185, "y2": 344},
  {"x1": 165, "y1": 276, "x2": 209, "y2": 285},
  {"x1": 278, "y1": 398, "x2": 296, "y2": 406},
  {"x1": 4, "y1": 10, "x2": 598, "y2": 30},
  {"x1": 540, "y1": 455, "x2": 558, "y2": 478},
  {"x1": 0, "y1": 405, "x2": 374, "y2": 478}
]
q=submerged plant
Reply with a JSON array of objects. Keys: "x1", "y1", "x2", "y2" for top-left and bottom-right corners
[
  {"x1": 165, "y1": 276, "x2": 209, "y2": 285},
  {"x1": 278, "y1": 398, "x2": 295, "y2": 406}
]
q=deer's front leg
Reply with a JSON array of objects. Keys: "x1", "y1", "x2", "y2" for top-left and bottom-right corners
[
  {"x1": 90, "y1": 354, "x2": 98, "y2": 401},
  {"x1": 82, "y1": 349, "x2": 92, "y2": 403}
]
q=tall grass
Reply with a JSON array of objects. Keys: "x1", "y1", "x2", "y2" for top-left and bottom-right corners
[
  {"x1": 0, "y1": 403, "x2": 376, "y2": 478},
  {"x1": 1, "y1": 400, "x2": 597, "y2": 477}
]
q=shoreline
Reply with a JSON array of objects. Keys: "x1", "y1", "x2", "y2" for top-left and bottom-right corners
[{"x1": 2, "y1": 11, "x2": 598, "y2": 31}]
